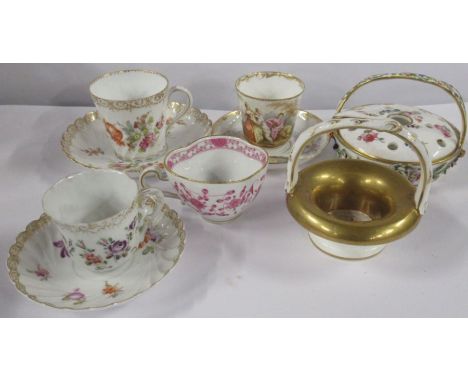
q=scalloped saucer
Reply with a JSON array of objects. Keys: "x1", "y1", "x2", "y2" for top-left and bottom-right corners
[
  {"x1": 62, "y1": 102, "x2": 212, "y2": 174},
  {"x1": 7, "y1": 204, "x2": 185, "y2": 310},
  {"x1": 212, "y1": 110, "x2": 328, "y2": 169}
]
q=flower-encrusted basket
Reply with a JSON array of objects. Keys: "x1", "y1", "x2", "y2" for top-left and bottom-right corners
[{"x1": 332, "y1": 73, "x2": 466, "y2": 184}]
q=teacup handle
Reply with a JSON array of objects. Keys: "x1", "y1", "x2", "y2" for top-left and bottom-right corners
[
  {"x1": 138, "y1": 187, "x2": 166, "y2": 226},
  {"x1": 285, "y1": 111, "x2": 433, "y2": 215},
  {"x1": 139, "y1": 167, "x2": 179, "y2": 199},
  {"x1": 167, "y1": 86, "x2": 193, "y2": 126}
]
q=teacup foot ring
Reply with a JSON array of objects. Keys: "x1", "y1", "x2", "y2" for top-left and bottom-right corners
[
  {"x1": 308, "y1": 233, "x2": 385, "y2": 260},
  {"x1": 202, "y1": 213, "x2": 242, "y2": 224}
]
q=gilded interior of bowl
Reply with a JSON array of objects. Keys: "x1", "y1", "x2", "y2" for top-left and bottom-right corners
[{"x1": 286, "y1": 159, "x2": 421, "y2": 245}]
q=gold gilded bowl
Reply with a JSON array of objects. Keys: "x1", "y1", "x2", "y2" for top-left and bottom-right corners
[
  {"x1": 285, "y1": 114, "x2": 433, "y2": 260},
  {"x1": 286, "y1": 159, "x2": 420, "y2": 246}
]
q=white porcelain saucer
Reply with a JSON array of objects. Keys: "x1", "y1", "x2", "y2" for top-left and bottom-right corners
[
  {"x1": 212, "y1": 110, "x2": 327, "y2": 169},
  {"x1": 7, "y1": 204, "x2": 185, "y2": 310},
  {"x1": 62, "y1": 102, "x2": 212, "y2": 174}
]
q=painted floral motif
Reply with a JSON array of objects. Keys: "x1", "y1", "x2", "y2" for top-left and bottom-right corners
[
  {"x1": 334, "y1": 139, "x2": 462, "y2": 184},
  {"x1": 138, "y1": 226, "x2": 161, "y2": 255},
  {"x1": 53, "y1": 240, "x2": 71, "y2": 258},
  {"x1": 99, "y1": 238, "x2": 129, "y2": 260},
  {"x1": 60, "y1": 217, "x2": 136, "y2": 271},
  {"x1": 426, "y1": 123, "x2": 452, "y2": 138},
  {"x1": 394, "y1": 161, "x2": 454, "y2": 185},
  {"x1": 166, "y1": 137, "x2": 267, "y2": 169},
  {"x1": 377, "y1": 108, "x2": 423, "y2": 124},
  {"x1": 104, "y1": 113, "x2": 165, "y2": 153},
  {"x1": 353, "y1": 106, "x2": 456, "y2": 138},
  {"x1": 355, "y1": 107, "x2": 424, "y2": 128},
  {"x1": 102, "y1": 281, "x2": 123, "y2": 298},
  {"x1": 357, "y1": 129, "x2": 385, "y2": 143},
  {"x1": 104, "y1": 119, "x2": 124, "y2": 146},
  {"x1": 393, "y1": 163, "x2": 421, "y2": 185},
  {"x1": 378, "y1": 107, "x2": 401, "y2": 116},
  {"x1": 401, "y1": 111, "x2": 423, "y2": 124},
  {"x1": 173, "y1": 177, "x2": 265, "y2": 217},
  {"x1": 75, "y1": 240, "x2": 108, "y2": 270},
  {"x1": 333, "y1": 139, "x2": 349, "y2": 159},
  {"x1": 128, "y1": 215, "x2": 137, "y2": 230},
  {"x1": 62, "y1": 288, "x2": 86, "y2": 305},
  {"x1": 81, "y1": 147, "x2": 104, "y2": 156},
  {"x1": 402, "y1": 157, "x2": 458, "y2": 185},
  {"x1": 242, "y1": 102, "x2": 294, "y2": 147},
  {"x1": 28, "y1": 264, "x2": 50, "y2": 281},
  {"x1": 433, "y1": 158, "x2": 459, "y2": 179}
]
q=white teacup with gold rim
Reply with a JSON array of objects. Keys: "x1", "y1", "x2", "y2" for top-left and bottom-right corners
[
  {"x1": 236, "y1": 71, "x2": 305, "y2": 148},
  {"x1": 90, "y1": 70, "x2": 193, "y2": 160},
  {"x1": 140, "y1": 136, "x2": 269, "y2": 223},
  {"x1": 42, "y1": 169, "x2": 165, "y2": 274}
]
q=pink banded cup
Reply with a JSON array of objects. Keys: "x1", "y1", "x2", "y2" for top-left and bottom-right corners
[{"x1": 140, "y1": 136, "x2": 269, "y2": 222}]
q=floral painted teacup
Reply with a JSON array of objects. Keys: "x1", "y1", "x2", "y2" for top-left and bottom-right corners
[
  {"x1": 236, "y1": 71, "x2": 305, "y2": 148},
  {"x1": 42, "y1": 169, "x2": 165, "y2": 274},
  {"x1": 140, "y1": 136, "x2": 269, "y2": 223},
  {"x1": 90, "y1": 69, "x2": 193, "y2": 160}
]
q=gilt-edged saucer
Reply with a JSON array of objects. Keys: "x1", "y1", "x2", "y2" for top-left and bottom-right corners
[
  {"x1": 62, "y1": 102, "x2": 212, "y2": 174},
  {"x1": 212, "y1": 110, "x2": 328, "y2": 169},
  {"x1": 7, "y1": 204, "x2": 185, "y2": 310}
]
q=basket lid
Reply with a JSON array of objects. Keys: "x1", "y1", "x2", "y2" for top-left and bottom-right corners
[{"x1": 335, "y1": 104, "x2": 459, "y2": 164}]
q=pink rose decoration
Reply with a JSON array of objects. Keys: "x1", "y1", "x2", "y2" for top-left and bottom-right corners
[
  {"x1": 265, "y1": 118, "x2": 284, "y2": 140},
  {"x1": 359, "y1": 132, "x2": 379, "y2": 143}
]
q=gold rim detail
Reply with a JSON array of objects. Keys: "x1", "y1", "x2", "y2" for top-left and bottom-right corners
[
  {"x1": 7, "y1": 205, "x2": 185, "y2": 310},
  {"x1": 89, "y1": 69, "x2": 169, "y2": 111},
  {"x1": 235, "y1": 71, "x2": 305, "y2": 101}
]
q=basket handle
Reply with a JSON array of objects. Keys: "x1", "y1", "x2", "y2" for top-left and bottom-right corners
[
  {"x1": 336, "y1": 72, "x2": 466, "y2": 151},
  {"x1": 285, "y1": 111, "x2": 433, "y2": 214}
]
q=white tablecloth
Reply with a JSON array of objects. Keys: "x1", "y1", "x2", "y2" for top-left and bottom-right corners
[{"x1": 1, "y1": 104, "x2": 467, "y2": 317}]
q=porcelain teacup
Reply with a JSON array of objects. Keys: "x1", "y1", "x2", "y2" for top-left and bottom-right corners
[
  {"x1": 140, "y1": 136, "x2": 269, "y2": 222},
  {"x1": 90, "y1": 69, "x2": 193, "y2": 160},
  {"x1": 42, "y1": 169, "x2": 165, "y2": 274},
  {"x1": 235, "y1": 71, "x2": 305, "y2": 148}
]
